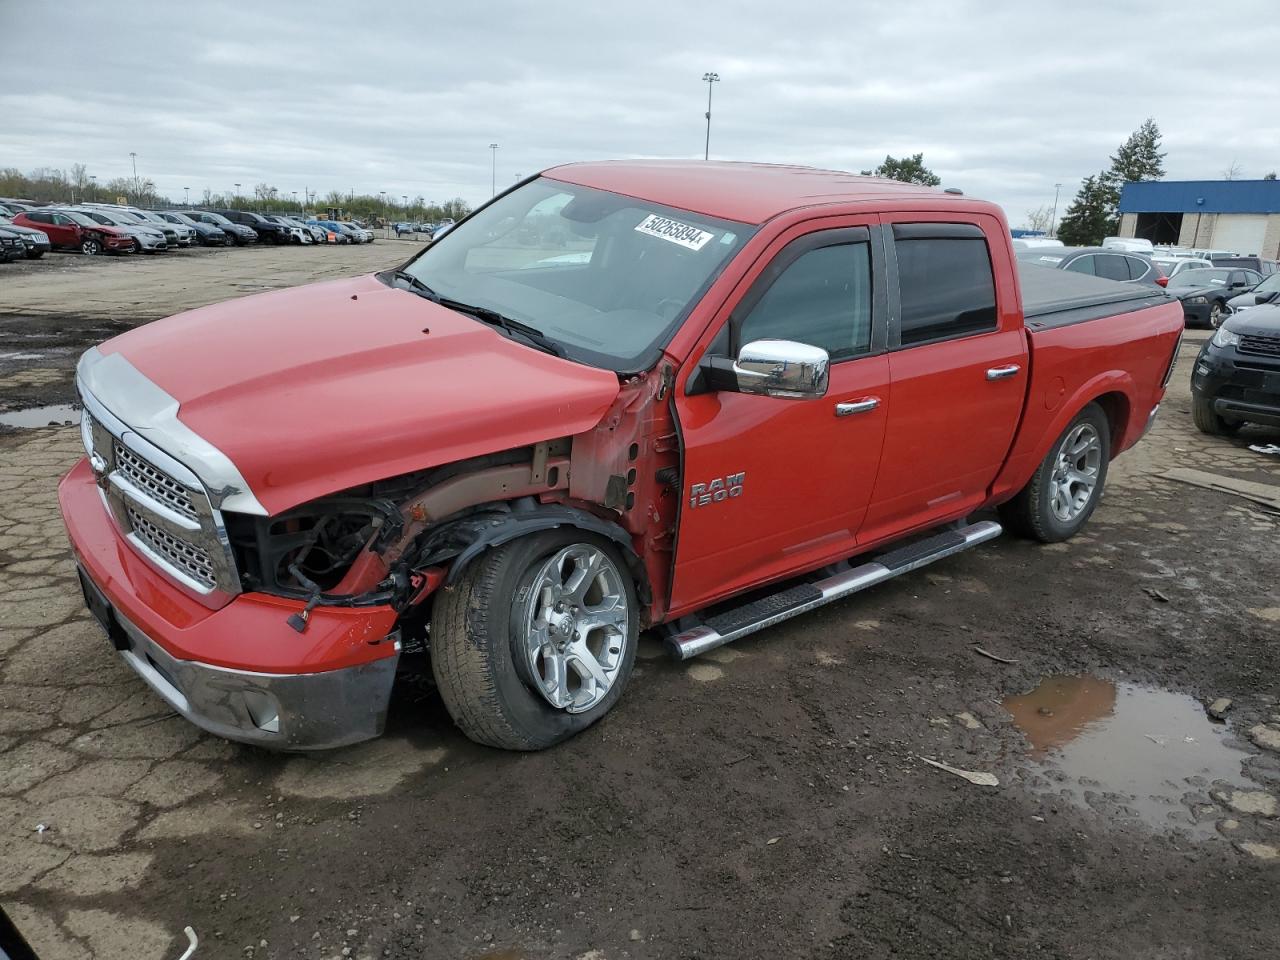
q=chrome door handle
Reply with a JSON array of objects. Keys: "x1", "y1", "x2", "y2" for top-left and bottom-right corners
[
  {"x1": 986, "y1": 364, "x2": 1021, "y2": 381},
  {"x1": 835, "y1": 397, "x2": 880, "y2": 417}
]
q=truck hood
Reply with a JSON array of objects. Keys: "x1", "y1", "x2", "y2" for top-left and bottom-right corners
[{"x1": 92, "y1": 273, "x2": 621, "y2": 515}]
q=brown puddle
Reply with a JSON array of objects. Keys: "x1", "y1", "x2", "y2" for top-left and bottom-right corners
[{"x1": 1004, "y1": 675, "x2": 1261, "y2": 835}]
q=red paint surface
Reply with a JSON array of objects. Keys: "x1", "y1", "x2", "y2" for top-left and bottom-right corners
[
  {"x1": 60, "y1": 459, "x2": 397, "y2": 674},
  {"x1": 100, "y1": 274, "x2": 620, "y2": 515}
]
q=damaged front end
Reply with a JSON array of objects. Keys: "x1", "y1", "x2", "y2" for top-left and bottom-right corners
[{"x1": 224, "y1": 365, "x2": 681, "y2": 662}]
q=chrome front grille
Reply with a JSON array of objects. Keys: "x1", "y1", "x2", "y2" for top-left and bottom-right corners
[
  {"x1": 113, "y1": 441, "x2": 200, "y2": 520},
  {"x1": 1238, "y1": 334, "x2": 1280, "y2": 359},
  {"x1": 126, "y1": 505, "x2": 217, "y2": 588},
  {"x1": 79, "y1": 389, "x2": 240, "y2": 603}
]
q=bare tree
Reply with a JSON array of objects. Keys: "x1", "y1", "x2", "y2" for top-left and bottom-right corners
[
  {"x1": 1223, "y1": 160, "x2": 1244, "y2": 181},
  {"x1": 1025, "y1": 205, "x2": 1053, "y2": 233}
]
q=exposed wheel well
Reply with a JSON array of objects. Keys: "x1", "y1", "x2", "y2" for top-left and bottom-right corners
[{"x1": 1090, "y1": 391, "x2": 1130, "y2": 457}]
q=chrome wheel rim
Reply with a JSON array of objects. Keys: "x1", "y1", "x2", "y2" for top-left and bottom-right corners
[
  {"x1": 520, "y1": 544, "x2": 629, "y2": 714},
  {"x1": 1049, "y1": 423, "x2": 1102, "y2": 523},
  {"x1": 1210, "y1": 303, "x2": 1224, "y2": 327}
]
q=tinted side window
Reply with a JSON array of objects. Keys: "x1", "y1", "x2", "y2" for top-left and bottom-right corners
[
  {"x1": 1095, "y1": 254, "x2": 1130, "y2": 281},
  {"x1": 1065, "y1": 255, "x2": 1095, "y2": 275},
  {"x1": 27, "y1": 212, "x2": 50, "y2": 224},
  {"x1": 739, "y1": 243, "x2": 873, "y2": 362},
  {"x1": 1126, "y1": 257, "x2": 1149, "y2": 280},
  {"x1": 895, "y1": 237, "x2": 997, "y2": 345}
]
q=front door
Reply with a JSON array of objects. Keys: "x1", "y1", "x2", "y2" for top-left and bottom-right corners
[
  {"x1": 669, "y1": 219, "x2": 890, "y2": 615},
  {"x1": 859, "y1": 217, "x2": 1028, "y2": 544}
]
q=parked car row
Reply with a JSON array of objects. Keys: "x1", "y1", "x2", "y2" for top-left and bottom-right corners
[
  {"x1": 0, "y1": 198, "x2": 380, "y2": 261},
  {"x1": 393, "y1": 218, "x2": 454, "y2": 240}
]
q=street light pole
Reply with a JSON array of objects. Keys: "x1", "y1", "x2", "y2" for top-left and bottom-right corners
[
  {"x1": 234, "y1": 183, "x2": 241, "y2": 204},
  {"x1": 129, "y1": 152, "x2": 138, "y2": 199},
  {"x1": 1049, "y1": 182, "x2": 1063, "y2": 237},
  {"x1": 701, "y1": 72, "x2": 719, "y2": 160},
  {"x1": 489, "y1": 143, "x2": 499, "y2": 195},
  {"x1": 184, "y1": 186, "x2": 190, "y2": 208},
  {"x1": 89, "y1": 174, "x2": 97, "y2": 202}
]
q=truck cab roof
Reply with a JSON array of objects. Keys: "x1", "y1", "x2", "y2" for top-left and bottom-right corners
[{"x1": 543, "y1": 160, "x2": 980, "y2": 225}]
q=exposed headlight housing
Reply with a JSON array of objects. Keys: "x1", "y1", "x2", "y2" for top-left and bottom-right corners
[
  {"x1": 1211, "y1": 325, "x2": 1241, "y2": 349},
  {"x1": 1186, "y1": 296, "x2": 1208, "y2": 305}
]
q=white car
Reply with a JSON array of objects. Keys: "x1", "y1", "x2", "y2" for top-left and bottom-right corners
[
  {"x1": 1151, "y1": 256, "x2": 1214, "y2": 283},
  {"x1": 1102, "y1": 236, "x2": 1155, "y2": 254}
]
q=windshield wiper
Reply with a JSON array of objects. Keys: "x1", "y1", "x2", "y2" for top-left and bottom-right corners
[
  {"x1": 389, "y1": 271, "x2": 564, "y2": 357},
  {"x1": 440, "y1": 297, "x2": 565, "y2": 358},
  {"x1": 391, "y1": 269, "x2": 436, "y2": 296}
]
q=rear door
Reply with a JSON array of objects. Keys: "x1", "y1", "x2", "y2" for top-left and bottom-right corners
[
  {"x1": 27, "y1": 212, "x2": 69, "y2": 246},
  {"x1": 859, "y1": 218, "x2": 1027, "y2": 544},
  {"x1": 669, "y1": 219, "x2": 891, "y2": 613}
]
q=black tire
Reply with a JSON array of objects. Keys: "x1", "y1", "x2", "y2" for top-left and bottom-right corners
[
  {"x1": 999, "y1": 402, "x2": 1110, "y2": 543},
  {"x1": 1209, "y1": 300, "x2": 1227, "y2": 328},
  {"x1": 26, "y1": 250, "x2": 44, "y2": 260},
  {"x1": 80, "y1": 238, "x2": 102, "y2": 256},
  {"x1": 431, "y1": 530, "x2": 639, "y2": 751},
  {"x1": 1191, "y1": 392, "x2": 1241, "y2": 435}
]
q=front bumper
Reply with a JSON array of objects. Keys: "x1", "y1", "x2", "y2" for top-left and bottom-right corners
[
  {"x1": 1192, "y1": 342, "x2": 1280, "y2": 427},
  {"x1": 60, "y1": 458, "x2": 401, "y2": 750},
  {"x1": 1182, "y1": 301, "x2": 1212, "y2": 325}
]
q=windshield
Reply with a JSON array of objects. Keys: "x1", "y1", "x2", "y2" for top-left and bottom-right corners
[
  {"x1": 165, "y1": 212, "x2": 198, "y2": 226},
  {"x1": 61, "y1": 211, "x2": 100, "y2": 227},
  {"x1": 400, "y1": 178, "x2": 752, "y2": 371},
  {"x1": 202, "y1": 212, "x2": 233, "y2": 225},
  {"x1": 108, "y1": 210, "x2": 144, "y2": 224},
  {"x1": 1168, "y1": 269, "x2": 1233, "y2": 287},
  {"x1": 1252, "y1": 274, "x2": 1280, "y2": 294}
]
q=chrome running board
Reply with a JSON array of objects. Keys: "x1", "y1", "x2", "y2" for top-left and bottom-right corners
[{"x1": 664, "y1": 520, "x2": 1002, "y2": 661}]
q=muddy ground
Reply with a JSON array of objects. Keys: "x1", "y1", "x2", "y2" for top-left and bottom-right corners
[{"x1": 2, "y1": 246, "x2": 1279, "y2": 960}]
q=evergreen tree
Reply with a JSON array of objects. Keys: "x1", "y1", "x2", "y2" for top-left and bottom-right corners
[
  {"x1": 1056, "y1": 174, "x2": 1114, "y2": 247},
  {"x1": 864, "y1": 153, "x2": 941, "y2": 186},
  {"x1": 1091, "y1": 118, "x2": 1166, "y2": 235}
]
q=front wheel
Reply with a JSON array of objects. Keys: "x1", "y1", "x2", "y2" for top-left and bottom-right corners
[
  {"x1": 431, "y1": 531, "x2": 638, "y2": 751},
  {"x1": 999, "y1": 403, "x2": 1110, "y2": 543},
  {"x1": 1209, "y1": 301, "x2": 1227, "y2": 328},
  {"x1": 81, "y1": 238, "x2": 102, "y2": 256},
  {"x1": 1191, "y1": 392, "x2": 1241, "y2": 436}
]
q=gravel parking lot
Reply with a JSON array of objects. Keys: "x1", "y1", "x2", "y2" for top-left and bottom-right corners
[{"x1": 2, "y1": 247, "x2": 1280, "y2": 959}]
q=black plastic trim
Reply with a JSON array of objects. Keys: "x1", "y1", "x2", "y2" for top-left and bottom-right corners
[{"x1": 891, "y1": 222, "x2": 985, "y2": 240}]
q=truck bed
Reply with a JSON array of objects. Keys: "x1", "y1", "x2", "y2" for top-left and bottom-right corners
[{"x1": 1018, "y1": 262, "x2": 1173, "y2": 330}]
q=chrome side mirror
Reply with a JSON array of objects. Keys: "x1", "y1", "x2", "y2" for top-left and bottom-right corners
[{"x1": 732, "y1": 339, "x2": 829, "y2": 399}]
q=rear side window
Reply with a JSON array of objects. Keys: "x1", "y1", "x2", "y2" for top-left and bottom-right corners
[
  {"x1": 27, "y1": 212, "x2": 50, "y2": 224},
  {"x1": 1065, "y1": 255, "x2": 1095, "y2": 275},
  {"x1": 738, "y1": 242, "x2": 873, "y2": 361},
  {"x1": 1094, "y1": 254, "x2": 1130, "y2": 281},
  {"x1": 894, "y1": 232, "x2": 997, "y2": 345},
  {"x1": 1126, "y1": 257, "x2": 1150, "y2": 280}
]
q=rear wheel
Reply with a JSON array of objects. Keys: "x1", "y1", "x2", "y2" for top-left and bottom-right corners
[
  {"x1": 431, "y1": 531, "x2": 638, "y2": 751},
  {"x1": 80, "y1": 238, "x2": 102, "y2": 256},
  {"x1": 1191, "y1": 392, "x2": 1241, "y2": 435},
  {"x1": 999, "y1": 403, "x2": 1110, "y2": 543}
]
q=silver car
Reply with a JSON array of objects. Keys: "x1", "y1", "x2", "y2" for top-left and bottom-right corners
[{"x1": 125, "y1": 208, "x2": 197, "y2": 247}]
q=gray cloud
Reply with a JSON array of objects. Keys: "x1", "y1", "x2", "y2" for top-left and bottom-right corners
[{"x1": 4, "y1": 0, "x2": 1278, "y2": 225}]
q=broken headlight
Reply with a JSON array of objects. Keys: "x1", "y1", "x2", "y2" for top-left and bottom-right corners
[{"x1": 226, "y1": 498, "x2": 402, "y2": 598}]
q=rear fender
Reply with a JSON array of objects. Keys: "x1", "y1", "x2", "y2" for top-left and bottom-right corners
[{"x1": 990, "y1": 370, "x2": 1137, "y2": 504}]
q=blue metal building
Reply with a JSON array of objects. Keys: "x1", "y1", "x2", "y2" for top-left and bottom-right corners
[{"x1": 1118, "y1": 180, "x2": 1280, "y2": 256}]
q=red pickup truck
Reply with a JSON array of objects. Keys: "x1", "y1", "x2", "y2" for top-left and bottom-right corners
[{"x1": 61, "y1": 162, "x2": 1183, "y2": 751}]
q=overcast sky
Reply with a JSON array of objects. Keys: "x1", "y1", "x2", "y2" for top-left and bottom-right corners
[{"x1": 5, "y1": 1, "x2": 1280, "y2": 225}]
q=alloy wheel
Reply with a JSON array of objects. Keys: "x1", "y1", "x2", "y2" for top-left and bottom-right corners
[
  {"x1": 1048, "y1": 423, "x2": 1102, "y2": 523},
  {"x1": 519, "y1": 544, "x2": 630, "y2": 714}
]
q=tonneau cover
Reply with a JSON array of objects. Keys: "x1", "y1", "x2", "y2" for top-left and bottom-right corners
[{"x1": 1018, "y1": 262, "x2": 1173, "y2": 330}]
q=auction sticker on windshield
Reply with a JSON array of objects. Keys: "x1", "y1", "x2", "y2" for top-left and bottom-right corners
[{"x1": 635, "y1": 214, "x2": 715, "y2": 251}]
